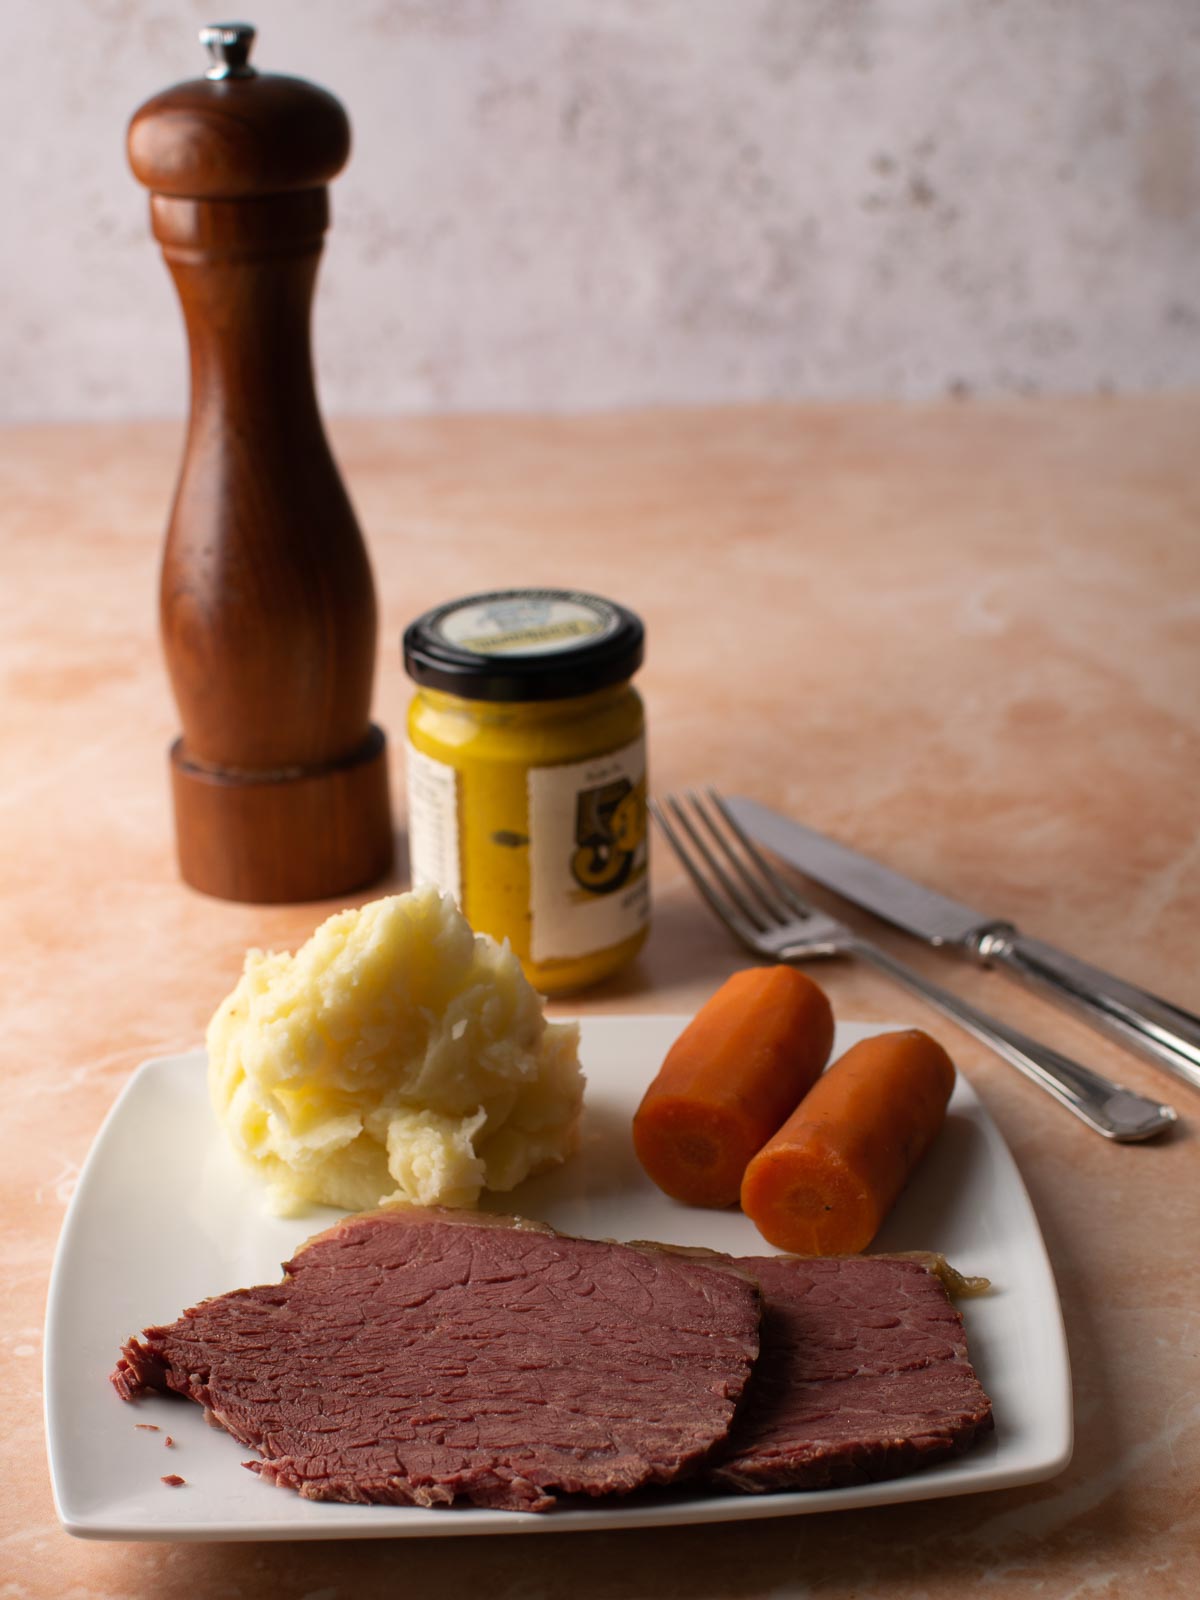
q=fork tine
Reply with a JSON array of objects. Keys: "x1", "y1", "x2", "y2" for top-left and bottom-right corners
[
  {"x1": 706, "y1": 786, "x2": 817, "y2": 921},
  {"x1": 648, "y1": 797, "x2": 760, "y2": 948},
  {"x1": 688, "y1": 789, "x2": 794, "y2": 924},
  {"x1": 662, "y1": 793, "x2": 770, "y2": 933}
]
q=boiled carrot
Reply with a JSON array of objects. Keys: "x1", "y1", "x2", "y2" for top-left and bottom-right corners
[
  {"x1": 632, "y1": 966, "x2": 835, "y2": 1207},
  {"x1": 739, "y1": 1028, "x2": 955, "y2": 1254}
]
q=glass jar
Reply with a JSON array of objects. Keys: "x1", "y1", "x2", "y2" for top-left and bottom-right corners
[{"x1": 403, "y1": 589, "x2": 649, "y2": 993}]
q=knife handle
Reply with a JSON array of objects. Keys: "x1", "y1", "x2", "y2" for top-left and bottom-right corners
[
  {"x1": 977, "y1": 930, "x2": 1200, "y2": 1094},
  {"x1": 853, "y1": 942, "x2": 1177, "y2": 1141}
]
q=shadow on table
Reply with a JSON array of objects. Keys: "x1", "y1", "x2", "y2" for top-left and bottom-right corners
[
  {"x1": 569, "y1": 889, "x2": 788, "y2": 1005},
  {"x1": 142, "y1": 1466, "x2": 1142, "y2": 1597}
]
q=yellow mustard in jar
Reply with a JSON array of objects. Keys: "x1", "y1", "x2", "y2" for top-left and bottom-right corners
[{"x1": 402, "y1": 589, "x2": 649, "y2": 994}]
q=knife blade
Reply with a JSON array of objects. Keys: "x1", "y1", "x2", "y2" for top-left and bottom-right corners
[{"x1": 725, "y1": 794, "x2": 1200, "y2": 1093}]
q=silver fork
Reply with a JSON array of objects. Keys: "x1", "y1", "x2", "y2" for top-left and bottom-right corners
[{"x1": 651, "y1": 788, "x2": 1177, "y2": 1143}]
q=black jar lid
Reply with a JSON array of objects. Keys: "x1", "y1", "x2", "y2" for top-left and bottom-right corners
[{"x1": 403, "y1": 589, "x2": 644, "y2": 702}]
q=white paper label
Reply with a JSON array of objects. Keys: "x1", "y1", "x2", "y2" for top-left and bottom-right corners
[
  {"x1": 528, "y1": 736, "x2": 649, "y2": 964},
  {"x1": 438, "y1": 593, "x2": 616, "y2": 657},
  {"x1": 405, "y1": 743, "x2": 461, "y2": 904}
]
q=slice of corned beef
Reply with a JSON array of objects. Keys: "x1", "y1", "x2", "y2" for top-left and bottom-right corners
[
  {"x1": 112, "y1": 1207, "x2": 761, "y2": 1513},
  {"x1": 709, "y1": 1254, "x2": 993, "y2": 1492}
]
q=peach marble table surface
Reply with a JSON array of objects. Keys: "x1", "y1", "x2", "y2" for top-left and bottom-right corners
[{"x1": 2, "y1": 401, "x2": 1198, "y2": 1598}]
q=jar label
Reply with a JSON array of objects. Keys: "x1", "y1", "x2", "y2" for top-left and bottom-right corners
[
  {"x1": 405, "y1": 743, "x2": 461, "y2": 903},
  {"x1": 528, "y1": 735, "x2": 649, "y2": 963}
]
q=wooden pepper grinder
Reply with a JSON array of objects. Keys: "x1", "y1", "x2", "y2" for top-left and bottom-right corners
[{"x1": 127, "y1": 22, "x2": 393, "y2": 903}]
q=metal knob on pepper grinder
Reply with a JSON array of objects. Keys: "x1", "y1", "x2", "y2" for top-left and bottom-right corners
[{"x1": 127, "y1": 22, "x2": 393, "y2": 902}]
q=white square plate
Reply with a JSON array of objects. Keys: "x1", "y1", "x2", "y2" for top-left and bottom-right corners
[{"x1": 45, "y1": 1017, "x2": 1072, "y2": 1540}]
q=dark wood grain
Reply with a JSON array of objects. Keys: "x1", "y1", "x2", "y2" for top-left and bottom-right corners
[
  {"x1": 128, "y1": 59, "x2": 392, "y2": 902},
  {"x1": 128, "y1": 75, "x2": 351, "y2": 198}
]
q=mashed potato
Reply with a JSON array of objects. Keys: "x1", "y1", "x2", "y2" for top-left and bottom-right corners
[{"x1": 207, "y1": 888, "x2": 584, "y2": 1214}]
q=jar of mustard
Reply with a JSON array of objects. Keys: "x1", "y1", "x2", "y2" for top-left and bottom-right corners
[{"x1": 402, "y1": 589, "x2": 649, "y2": 994}]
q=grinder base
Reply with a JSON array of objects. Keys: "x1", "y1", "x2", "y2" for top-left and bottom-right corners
[{"x1": 170, "y1": 725, "x2": 393, "y2": 904}]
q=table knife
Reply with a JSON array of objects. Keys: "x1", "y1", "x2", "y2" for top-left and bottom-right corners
[{"x1": 725, "y1": 795, "x2": 1200, "y2": 1094}]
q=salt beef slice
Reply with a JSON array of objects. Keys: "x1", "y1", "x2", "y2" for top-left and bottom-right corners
[
  {"x1": 712, "y1": 1254, "x2": 993, "y2": 1491},
  {"x1": 112, "y1": 1207, "x2": 762, "y2": 1513}
]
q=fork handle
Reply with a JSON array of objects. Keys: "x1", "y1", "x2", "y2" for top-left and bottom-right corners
[{"x1": 851, "y1": 941, "x2": 1177, "y2": 1142}]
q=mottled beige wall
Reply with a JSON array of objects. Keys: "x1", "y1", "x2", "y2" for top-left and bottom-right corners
[{"x1": 5, "y1": 0, "x2": 1199, "y2": 421}]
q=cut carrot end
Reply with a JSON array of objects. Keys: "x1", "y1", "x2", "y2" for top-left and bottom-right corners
[
  {"x1": 632, "y1": 1100, "x2": 753, "y2": 1208},
  {"x1": 741, "y1": 1145, "x2": 878, "y2": 1255}
]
